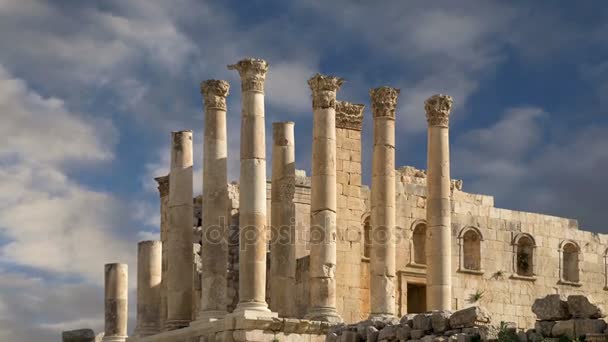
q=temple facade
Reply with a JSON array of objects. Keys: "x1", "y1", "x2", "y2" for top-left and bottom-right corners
[{"x1": 96, "y1": 57, "x2": 608, "y2": 342}]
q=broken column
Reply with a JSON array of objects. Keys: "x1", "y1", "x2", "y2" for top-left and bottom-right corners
[
  {"x1": 165, "y1": 130, "x2": 194, "y2": 329},
  {"x1": 369, "y1": 86, "x2": 400, "y2": 318},
  {"x1": 270, "y1": 121, "x2": 296, "y2": 317},
  {"x1": 305, "y1": 73, "x2": 343, "y2": 323},
  {"x1": 198, "y1": 80, "x2": 230, "y2": 321},
  {"x1": 154, "y1": 175, "x2": 169, "y2": 330},
  {"x1": 134, "y1": 241, "x2": 162, "y2": 336},
  {"x1": 228, "y1": 58, "x2": 273, "y2": 314},
  {"x1": 424, "y1": 94, "x2": 454, "y2": 311},
  {"x1": 102, "y1": 263, "x2": 128, "y2": 342}
]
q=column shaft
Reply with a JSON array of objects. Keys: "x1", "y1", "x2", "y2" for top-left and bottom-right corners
[
  {"x1": 305, "y1": 74, "x2": 343, "y2": 323},
  {"x1": 228, "y1": 58, "x2": 272, "y2": 314},
  {"x1": 102, "y1": 263, "x2": 128, "y2": 342},
  {"x1": 270, "y1": 121, "x2": 296, "y2": 317},
  {"x1": 165, "y1": 130, "x2": 194, "y2": 329},
  {"x1": 135, "y1": 241, "x2": 162, "y2": 336},
  {"x1": 369, "y1": 87, "x2": 399, "y2": 318},
  {"x1": 198, "y1": 80, "x2": 230, "y2": 321},
  {"x1": 424, "y1": 94, "x2": 454, "y2": 311},
  {"x1": 154, "y1": 175, "x2": 169, "y2": 330}
]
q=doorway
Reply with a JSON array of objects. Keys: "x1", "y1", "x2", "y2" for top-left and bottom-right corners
[{"x1": 407, "y1": 283, "x2": 426, "y2": 313}]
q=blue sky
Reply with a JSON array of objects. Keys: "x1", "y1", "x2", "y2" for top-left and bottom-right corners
[{"x1": 1, "y1": 0, "x2": 607, "y2": 340}]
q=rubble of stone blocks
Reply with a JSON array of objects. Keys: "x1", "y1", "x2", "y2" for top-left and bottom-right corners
[
  {"x1": 61, "y1": 328, "x2": 104, "y2": 342},
  {"x1": 527, "y1": 294, "x2": 607, "y2": 341},
  {"x1": 325, "y1": 306, "x2": 497, "y2": 342}
]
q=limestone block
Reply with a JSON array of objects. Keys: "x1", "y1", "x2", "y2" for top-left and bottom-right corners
[
  {"x1": 62, "y1": 329, "x2": 95, "y2": 342},
  {"x1": 411, "y1": 330, "x2": 425, "y2": 339},
  {"x1": 573, "y1": 319, "x2": 607, "y2": 337},
  {"x1": 413, "y1": 314, "x2": 432, "y2": 331},
  {"x1": 461, "y1": 328, "x2": 479, "y2": 335},
  {"x1": 431, "y1": 311, "x2": 452, "y2": 333},
  {"x1": 396, "y1": 326, "x2": 411, "y2": 340},
  {"x1": 567, "y1": 296, "x2": 605, "y2": 319},
  {"x1": 400, "y1": 313, "x2": 416, "y2": 327},
  {"x1": 535, "y1": 321, "x2": 556, "y2": 337},
  {"x1": 586, "y1": 333, "x2": 608, "y2": 342},
  {"x1": 551, "y1": 320, "x2": 575, "y2": 339},
  {"x1": 367, "y1": 326, "x2": 379, "y2": 342},
  {"x1": 532, "y1": 295, "x2": 570, "y2": 321},
  {"x1": 449, "y1": 307, "x2": 491, "y2": 329},
  {"x1": 420, "y1": 335, "x2": 437, "y2": 342},
  {"x1": 378, "y1": 325, "x2": 398, "y2": 341},
  {"x1": 454, "y1": 334, "x2": 470, "y2": 342},
  {"x1": 340, "y1": 330, "x2": 362, "y2": 342},
  {"x1": 478, "y1": 325, "x2": 499, "y2": 341},
  {"x1": 326, "y1": 332, "x2": 339, "y2": 342},
  {"x1": 444, "y1": 330, "x2": 462, "y2": 336}
]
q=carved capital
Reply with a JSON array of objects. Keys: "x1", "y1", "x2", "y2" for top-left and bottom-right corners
[
  {"x1": 425, "y1": 94, "x2": 453, "y2": 127},
  {"x1": 200, "y1": 80, "x2": 229, "y2": 111},
  {"x1": 308, "y1": 73, "x2": 344, "y2": 110},
  {"x1": 154, "y1": 175, "x2": 170, "y2": 197},
  {"x1": 370, "y1": 86, "x2": 400, "y2": 119},
  {"x1": 227, "y1": 58, "x2": 268, "y2": 93},
  {"x1": 335, "y1": 101, "x2": 364, "y2": 131}
]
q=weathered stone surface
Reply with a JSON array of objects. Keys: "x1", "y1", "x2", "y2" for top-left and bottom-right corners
[
  {"x1": 454, "y1": 334, "x2": 471, "y2": 342},
  {"x1": 574, "y1": 319, "x2": 607, "y2": 337},
  {"x1": 400, "y1": 314, "x2": 416, "y2": 327},
  {"x1": 367, "y1": 326, "x2": 379, "y2": 342},
  {"x1": 411, "y1": 329, "x2": 426, "y2": 339},
  {"x1": 479, "y1": 325, "x2": 499, "y2": 341},
  {"x1": 327, "y1": 332, "x2": 339, "y2": 342},
  {"x1": 414, "y1": 314, "x2": 432, "y2": 331},
  {"x1": 421, "y1": 335, "x2": 437, "y2": 342},
  {"x1": 444, "y1": 329, "x2": 461, "y2": 336},
  {"x1": 517, "y1": 331, "x2": 528, "y2": 342},
  {"x1": 449, "y1": 307, "x2": 491, "y2": 329},
  {"x1": 551, "y1": 320, "x2": 575, "y2": 339},
  {"x1": 62, "y1": 329, "x2": 95, "y2": 342},
  {"x1": 396, "y1": 325, "x2": 411, "y2": 340},
  {"x1": 535, "y1": 321, "x2": 556, "y2": 337},
  {"x1": 431, "y1": 311, "x2": 452, "y2": 333},
  {"x1": 526, "y1": 330, "x2": 543, "y2": 342},
  {"x1": 378, "y1": 325, "x2": 398, "y2": 341},
  {"x1": 461, "y1": 328, "x2": 479, "y2": 335},
  {"x1": 567, "y1": 296, "x2": 605, "y2": 319},
  {"x1": 532, "y1": 295, "x2": 570, "y2": 321},
  {"x1": 340, "y1": 330, "x2": 362, "y2": 342}
]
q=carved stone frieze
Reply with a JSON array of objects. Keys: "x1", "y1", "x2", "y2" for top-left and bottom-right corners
[
  {"x1": 425, "y1": 94, "x2": 453, "y2": 127},
  {"x1": 335, "y1": 101, "x2": 364, "y2": 131},
  {"x1": 227, "y1": 58, "x2": 268, "y2": 93},
  {"x1": 200, "y1": 80, "x2": 230, "y2": 110},
  {"x1": 308, "y1": 73, "x2": 344, "y2": 110},
  {"x1": 154, "y1": 175, "x2": 169, "y2": 197},
  {"x1": 369, "y1": 86, "x2": 400, "y2": 119}
]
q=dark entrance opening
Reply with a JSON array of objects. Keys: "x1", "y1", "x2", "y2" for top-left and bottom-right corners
[{"x1": 407, "y1": 283, "x2": 426, "y2": 313}]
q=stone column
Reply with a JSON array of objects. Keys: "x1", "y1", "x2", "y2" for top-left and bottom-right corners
[
  {"x1": 305, "y1": 73, "x2": 343, "y2": 323},
  {"x1": 154, "y1": 175, "x2": 169, "y2": 330},
  {"x1": 369, "y1": 87, "x2": 400, "y2": 319},
  {"x1": 134, "y1": 241, "x2": 162, "y2": 336},
  {"x1": 228, "y1": 58, "x2": 273, "y2": 315},
  {"x1": 198, "y1": 80, "x2": 230, "y2": 321},
  {"x1": 102, "y1": 263, "x2": 128, "y2": 342},
  {"x1": 165, "y1": 130, "x2": 194, "y2": 329},
  {"x1": 424, "y1": 94, "x2": 454, "y2": 311},
  {"x1": 270, "y1": 121, "x2": 296, "y2": 317}
]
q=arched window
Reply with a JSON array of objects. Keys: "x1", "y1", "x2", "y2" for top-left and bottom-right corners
[
  {"x1": 363, "y1": 216, "x2": 371, "y2": 259},
  {"x1": 514, "y1": 234, "x2": 535, "y2": 277},
  {"x1": 559, "y1": 240, "x2": 581, "y2": 285},
  {"x1": 410, "y1": 222, "x2": 427, "y2": 266},
  {"x1": 458, "y1": 227, "x2": 483, "y2": 273}
]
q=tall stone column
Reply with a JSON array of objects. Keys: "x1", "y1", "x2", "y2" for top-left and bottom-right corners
[
  {"x1": 228, "y1": 58, "x2": 273, "y2": 315},
  {"x1": 305, "y1": 73, "x2": 343, "y2": 323},
  {"x1": 154, "y1": 175, "x2": 169, "y2": 330},
  {"x1": 424, "y1": 94, "x2": 454, "y2": 311},
  {"x1": 165, "y1": 130, "x2": 194, "y2": 329},
  {"x1": 369, "y1": 87, "x2": 399, "y2": 319},
  {"x1": 134, "y1": 241, "x2": 162, "y2": 336},
  {"x1": 102, "y1": 263, "x2": 128, "y2": 342},
  {"x1": 270, "y1": 121, "x2": 296, "y2": 317},
  {"x1": 198, "y1": 80, "x2": 230, "y2": 321}
]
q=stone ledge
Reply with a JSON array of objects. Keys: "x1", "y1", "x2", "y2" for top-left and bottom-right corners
[
  {"x1": 558, "y1": 279, "x2": 583, "y2": 287},
  {"x1": 457, "y1": 268, "x2": 485, "y2": 276},
  {"x1": 510, "y1": 274, "x2": 537, "y2": 282}
]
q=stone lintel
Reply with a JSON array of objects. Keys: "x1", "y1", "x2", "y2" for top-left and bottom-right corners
[{"x1": 336, "y1": 100, "x2": 364, "y2": 131}]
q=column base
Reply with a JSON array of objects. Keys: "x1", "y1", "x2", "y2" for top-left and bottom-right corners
[
  {"x1": 163, "y1": 319, "x2": 191, "y2": 331},
  {"x1": 305, "y1": 306, "x2": 343, "y2": 323},
  {"x1": 101, "y1": 335, "x2": 127, "y2": 342},
  {"x1": 230, "y1": 301, "x2": 278, "y2": 320}
]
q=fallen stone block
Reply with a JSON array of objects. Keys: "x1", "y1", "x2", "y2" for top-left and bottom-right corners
[
  {"x1": 396, "y1": 325, "x2": 411, "y2": 340},
  {"x1": 532, "y1": 294, "x2": 571, "y2": 321},
  {"x1": 401, "y1": 313, "x2": 416, "y2": 328},
  {"x1": 378, "y1": 325, "x2": 398, "y2": 341},
  {"x1": 574, "y1": 319, "x2": 607, "y2": 337},
  {"x1": 414, "y1": 314, "x2": 433, "y2": 331},
  {"x1": 449, "y1": 307, "x2": 491, "y2": 329},
  {"x1": 411, "y1": 329, "x2": 426, "y2": 339},
  {"x1": 534, "y1": 321, "x2": 556, "y2": 337},
  {"x1": 586, "y1": 333, "x2": 608, "y2": 342},
  {"x1": 421, "y1": 335, "x2": 437, "y2": 342},
  {"x1": 454, "y1": 333, "x2": 471, "y2": 342},
  {"x1": 431, "y1": 311, "x2": 452, "y2": 334},
  {"x1": 567, "y1": 295, "x2": 605, "y2": 319},
  {"x1": 62, "y1": 329, "x2": 95, "y2": 342},
  {"x1": 366, "y1": 326, "x2": 379, "y2": 342},
  {"x1": 444, "y1": 329, "x2": 462, "y2": 336},
  {"x1": 552, "y1": 320, "x2": 575, "y2": 339}
]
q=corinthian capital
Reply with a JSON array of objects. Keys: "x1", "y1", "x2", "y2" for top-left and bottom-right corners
[
  {"x1": 425, "y1": 94, "x2": 453, "y2": 127},
  {"x1": 154, "y1": 175, "x2": 170, "y2": 197},
  {"x1": 200, "y1": 80, "x2": 230, "y2": 110},
  {"x1": 370, "y1": 86, "x2": 400, "y2": 119},
  {"x1": 308, "y1": 73, "x2": 344, "y2": 110},
  {"x1": 227, "y1": 58, "x2": 269, "y2": 93},
  {"x1": 335, "y1": 101, "x2": 364, "y2": 131}
]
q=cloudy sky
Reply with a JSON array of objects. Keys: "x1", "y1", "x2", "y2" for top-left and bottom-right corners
[{"x1": 1, "y1": 0, "x2": 607, "y2": 340}]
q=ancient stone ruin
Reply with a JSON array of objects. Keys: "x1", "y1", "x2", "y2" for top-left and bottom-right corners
[{"x1": 66, "y1": 57, "x2": 608, "y2": 342}]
